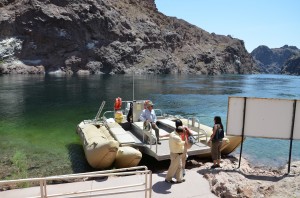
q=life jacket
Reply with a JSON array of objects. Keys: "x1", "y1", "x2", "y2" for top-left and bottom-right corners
[{"x1": 114, "y1": 97, "x2": 122, "y2": 110}]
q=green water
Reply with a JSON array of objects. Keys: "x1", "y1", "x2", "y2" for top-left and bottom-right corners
[
  {"x1": 0, "y1": 75, "x2": 102, "y2": 178},
  {"x1": 1, "y1": 74, "x2": 300, "y2": 178},
  {"x1": 0, "y1": 74, "x2": 173, "y2": 178}
]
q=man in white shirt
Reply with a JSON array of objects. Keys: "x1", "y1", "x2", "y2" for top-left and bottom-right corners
[
  {"x1": 139, "y1": 101, "x2": 161, "y2": 144},
  {"x1": 165, "y1": 126, "x2": 186, "y2": 183}
]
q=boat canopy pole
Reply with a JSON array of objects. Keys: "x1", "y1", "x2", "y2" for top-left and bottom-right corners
[
  {"x1": 237, "y1": 97, "x2": 247, "y2": 169},
  {"x1": 287, "y1": 100, "x2": 297, "y2": 174},
  {"x1": 132, "y1": 72, "x2": 135, "y2": 101},
  {"x1": 94, "y1": 101, "x2": 106, "y2": 121}
]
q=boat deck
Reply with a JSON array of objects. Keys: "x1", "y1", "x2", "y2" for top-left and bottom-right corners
[
  {"x1": 135, "y1": 139, "x2": 211, "y2": 161},
  {"x1": 117, "y1": 120, "x2": 211, "y2": 161}
]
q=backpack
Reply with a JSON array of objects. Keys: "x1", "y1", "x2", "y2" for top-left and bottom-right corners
[
  {"x1": 188, "y1": 135, "x2": 197, "y2": 144},
  {"x1": 214, "y1": 127, "x2": 224, "y2": 140}
]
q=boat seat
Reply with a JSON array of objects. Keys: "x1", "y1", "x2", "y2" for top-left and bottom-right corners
[
  {"x1": 106, "y1": 122, "x2": 123, "y2": 128},
  {"x1": 157, "y1": 119, "x2": 176, "y2": 128},
  {"x1": 107, "y1": 124, "x2": 136, "y2": 145},
  {"x1": 134, "y1": 122, "x2": 170, "y2": 140}
]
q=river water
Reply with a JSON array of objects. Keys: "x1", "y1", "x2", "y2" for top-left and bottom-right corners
[{"x1": 0, "y1": 74, "x2": 300, "y2": 176}]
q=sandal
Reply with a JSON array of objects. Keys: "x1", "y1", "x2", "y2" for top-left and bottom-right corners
[{"x1": 211, "y1": 165, "x2": 217, "y2": 169}]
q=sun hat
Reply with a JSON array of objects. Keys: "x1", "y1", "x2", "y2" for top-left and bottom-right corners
[{"x1": 146, "y1": 101, "x2": 154, "y2": 107}]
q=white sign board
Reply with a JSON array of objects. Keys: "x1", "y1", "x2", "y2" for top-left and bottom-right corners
[
  {"x1": 227, "y1": 97, "x2": 299, "y2": 140},
  {"x1": 293, "y1": 100, "x2": 300, "y2": 140},
  {"x1": 226, "y1": 97, "x2": 245, "y2": 136}
]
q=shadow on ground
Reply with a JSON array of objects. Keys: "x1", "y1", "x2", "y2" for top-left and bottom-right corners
[{"x1": 66, "y1": 143, "x2": 96, "y2": 173}]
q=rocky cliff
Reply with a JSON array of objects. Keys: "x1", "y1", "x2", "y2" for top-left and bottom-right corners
[
  {"x1": 282, "y1": 54, "x2": 300, "y2": 75},
  {"x1": 251, "y1": 45, "x2": 300, "y2": 75},
  {"x1": 0, "y1": 0, "x2": 258, "y2": 75}
]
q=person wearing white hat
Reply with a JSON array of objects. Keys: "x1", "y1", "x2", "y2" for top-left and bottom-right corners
[{"x1": 139, "y1": 101, "x2": 161, "y2": 144}]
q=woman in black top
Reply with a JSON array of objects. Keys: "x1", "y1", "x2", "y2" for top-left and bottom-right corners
[{"x1": 208, "y1": 116, "x2": 224, "y2": 169}]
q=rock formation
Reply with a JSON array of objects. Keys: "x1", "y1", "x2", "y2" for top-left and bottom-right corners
[
  {"x1": 282, "y1": 54, "x2": 300, "y2": 75},
  {"x1": 0, "y1": 0, "x2": 258, "y2": 75},
  {"x1": 251, "y1": 45, "x2": 300, "y2": 75},
  {"x1": 190, "y1": 156, "x2": 300, "y2": 198}
]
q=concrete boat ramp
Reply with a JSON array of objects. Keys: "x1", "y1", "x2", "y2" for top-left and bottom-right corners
[{"x1": 0, "y1": 166, "x2": 217, "y2": 198}]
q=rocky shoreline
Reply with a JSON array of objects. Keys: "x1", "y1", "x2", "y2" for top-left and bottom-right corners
[
  {"x1": 120, "y1": 154, "x2": 300, "y2": 197},
  {"x1": 184, "y1": 156, "x2": 300, "y2": 198},
  {"x1": 140, "y1": 153, "x2": 300, "y2": 198}
]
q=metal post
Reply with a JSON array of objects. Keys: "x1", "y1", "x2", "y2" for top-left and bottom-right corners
[
  {"x1": 39, "y1": 180, "x2": 44, "y2": 198},
  {"x1": 132, "y1": 72, "x2": 135, "y2": 101},
  {"x1": 149, "y1": 171, "x2": 152, "y2": 198},
  {"x1": 43, "y1": 179, "x2": 47, "y2": 198},
  {"x1": 287, "y1": 100, "x2": 297, "y2": 174},
  {"x1": 238, "y1": 97, "x2": 247, "y2": 169}
]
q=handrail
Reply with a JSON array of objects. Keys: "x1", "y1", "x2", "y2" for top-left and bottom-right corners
[
  {"x1": 200, "y1": 128, "x2": 208, "y2": 142},
  {"x1": 154, "y1": 109, "x2": 163, "y2": 117},
  {"x1": 187, "y1": 117, "x2": 208, "y2": 143},
  {"x1": 188, "y1": 117, "x2": 199, "y2": 142},
  {"x1": 0, "y1": 166, "x2": 152, "y2": 198},
  {"x1": 94, "y1": 101, "x2": 106, "y2": 121},
  {"x1": 102, "y1": 110, "x2": 115, "y2": 120},
  {"x1": 142, "y1": 121, "x2": 158, "y2": 153}
]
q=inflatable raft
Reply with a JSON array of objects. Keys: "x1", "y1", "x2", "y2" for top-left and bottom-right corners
[{"x1": 77, "y1": 122, "x2": 142, "y2": 169}]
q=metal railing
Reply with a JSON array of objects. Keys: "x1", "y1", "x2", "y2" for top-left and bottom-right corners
[
  {"x1": 154, "y1": 109, "x2": 163, "y2": 117},
  {"x1": 102, "y1": 110, "x2": 115, "y2": 121},
  {"x1": 94, "y1": 101, "x2": 106, "y2": 121},
  {"x1": 0, "y1": 166, "x2": 152, "y2": 198},
  {"x1": 142, "y1": 121, "x2": 159, "y2": 153},
  {"x1": 187, "y1": 117, "x2": 208, "y2": 142}
]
